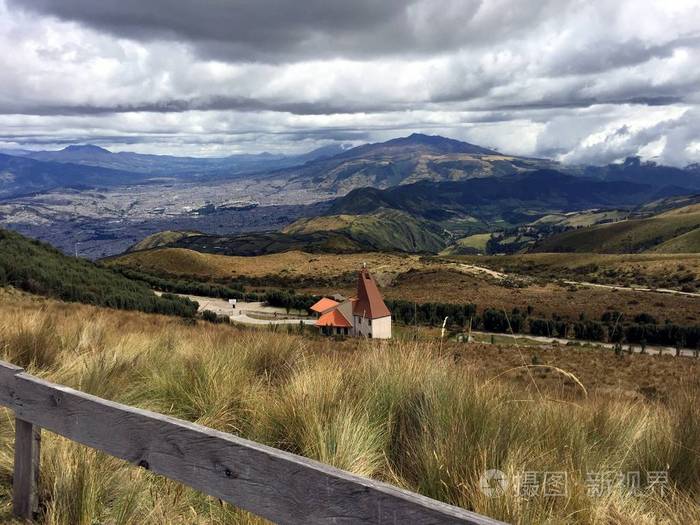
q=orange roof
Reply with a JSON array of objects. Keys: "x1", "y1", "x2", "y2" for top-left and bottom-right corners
[
  {"x1": 315, "y1": 309, "x2": 352, "y2": 328},
  {"x1": 353, "y1": 268, "x2": 391, "y2": 319},
  {"x1": 310, "y1": 297, "x2": 339, "y2": 314}
]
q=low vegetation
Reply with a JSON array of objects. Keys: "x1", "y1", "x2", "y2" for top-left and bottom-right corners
[
  {"x1": 0, "y1": 229, "x2": 197, "y2": 317},
  {"x1": 453, "y1": 252, "x2": 700, "y2": 292},
  {"x1": 107, "y1": 248, "x2": 424, "y2": 282},
  {"x1": 0, "y1": 292, "x2": 698, "y2": 524}
]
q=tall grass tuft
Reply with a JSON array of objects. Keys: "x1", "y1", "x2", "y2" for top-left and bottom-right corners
[{"x1": 0, "y1": 311, "x2": 61, "y2": 370}]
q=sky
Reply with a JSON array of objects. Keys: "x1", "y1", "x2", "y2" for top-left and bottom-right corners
[{"x1": 1, "y1": 0, "x2": 700, "y2": 165}]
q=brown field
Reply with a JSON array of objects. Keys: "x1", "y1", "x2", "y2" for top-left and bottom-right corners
[
  {"x1": 111, "y1": 248, "x2": 700, "y2": 324},
  {"x1": 109, "y1": 247, "x2": 425, "y2": 285},
  {"x1": 111, "y1": 248, "x2": 700, "y2": 292},
  {"x1": 450, "y1": 338, "x2": 700, "y2": 401},
  {"x1": 0, "y1": 289, "x2": 699, "y2": 524},
  {"x1": 304, "y1": 268, "x2": 700, "y2": 325}
]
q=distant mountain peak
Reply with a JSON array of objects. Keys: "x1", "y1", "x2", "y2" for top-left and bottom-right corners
[
  {"x1": 62, "y1": 144, "x2": 112, "y2": 154},
  {"x1": 379, "y1": 133, "x2": 500, "y2": 155}
]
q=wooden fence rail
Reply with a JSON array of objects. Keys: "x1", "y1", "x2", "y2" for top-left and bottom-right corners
[{"x1": 0, "y1": 361, "x2": 505, "y2": 524}]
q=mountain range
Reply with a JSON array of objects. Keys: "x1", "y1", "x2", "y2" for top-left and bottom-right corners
[
  {"x1": 3, "y1": 133, "x2": 700, "y2": 200},
  {"x1": 275, "y1": 133, "x2": 562, "y2": 193},
  {"x1": 2, "y1": 132, "x2": 700, "y2": 257},
  {"x1": 0, "y1": 143, "x2": 347, "y2": 199}
]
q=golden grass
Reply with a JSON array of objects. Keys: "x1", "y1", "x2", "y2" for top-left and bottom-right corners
[
  {"x1": 0, "y1": 290, "x2": 698, "y2": 524},
  {"x1": 109, "y1": 248, "x2": 425, "y2": 283},
  {"x1": 281, "y1": 215, "x2": 360, "y2": 234}
]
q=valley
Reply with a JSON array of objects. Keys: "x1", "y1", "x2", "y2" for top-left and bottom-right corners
[
  {"x1": 2, "y1": 133, "x2": 699, "y2": 525},
  {"x1": 4, "y1": 134, "x2": 700, "y2": 260}
]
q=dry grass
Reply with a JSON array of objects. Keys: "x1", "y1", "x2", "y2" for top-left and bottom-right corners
[
  {"x1": 0, "y1": 289, "x2": 698, "y2": 524},
  {"x1": 111, "y1": 248, "x2": 700, "y2": 316},
  {"x1": 110, "y1": 248, "x2": 424, "y2": 285}
]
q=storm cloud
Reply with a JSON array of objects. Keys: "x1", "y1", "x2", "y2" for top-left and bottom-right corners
[{"x1": 1, "y1": 0, "x2": 699, "y2": 164}]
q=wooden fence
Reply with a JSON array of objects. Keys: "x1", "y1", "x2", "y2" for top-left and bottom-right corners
[{"x1": 0, "y1": 360, "x2": 505, "y2": 524}]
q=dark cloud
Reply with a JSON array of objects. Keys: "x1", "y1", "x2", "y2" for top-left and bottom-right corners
[
  {"x1": 544, "y1": 34, "x2": 700, "y2": 76},
  {"x1": 9, "y1": 0, "x2": 565, "y2": 61}
]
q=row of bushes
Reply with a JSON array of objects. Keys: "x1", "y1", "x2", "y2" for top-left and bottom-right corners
[
  {"x1": 116, "y1": 267, "x2": 319, "y2": 314},
  {"x1": 479, "y1": 309, "x2": 699, "y2": 349},
  {"x1": 387, "y1": 297, "x2": 699, "y2": 348},
  {"x1": 385, "y1": 299, "x2": 477, "y2": 327},
  {"x1": 0, "y1": 230, "x2": 198, "y2": 317},
  {"x1": 116, "y1": 268, "x2": 249, "y2": 300}
]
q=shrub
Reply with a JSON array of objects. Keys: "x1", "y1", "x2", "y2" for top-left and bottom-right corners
[
  {"x1": 633, "y1": 313, "x2": 657, "y2": 324},
  {"x1": 201, "y1": 310, "x2": 229, "y2": 324},
  {"x1": 482, "y1": 309, "x2": 510, "y2": 333}
]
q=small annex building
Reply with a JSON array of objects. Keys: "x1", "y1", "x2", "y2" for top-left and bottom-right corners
[{"x1": 310, "y1": 267, "x2": 392, "y2": 339}]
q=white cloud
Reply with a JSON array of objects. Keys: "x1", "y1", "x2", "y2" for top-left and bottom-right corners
[{"x1": 0, "y1": 0, "x2": 699, "y2": 165}]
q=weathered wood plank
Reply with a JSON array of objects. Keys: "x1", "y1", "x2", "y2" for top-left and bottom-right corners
[
  {"x1": 13, "y1": 418, "x2": 41, "y2": 519},
  {"x1": 0, "y1": 361, "x2": 24, "y2": 408},
  {"x1": 0, "y1": 361, "x2": 506, "y2": 525}
]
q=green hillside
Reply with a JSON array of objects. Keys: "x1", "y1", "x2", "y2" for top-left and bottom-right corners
[
  {"x1": 158, "y1": 230, "x2": 364, "y2": 256},
  {"x1": 648, "y1": 227, "x2": 700, "y2": 253},
  {"x1": 128, "y1": 230, "x2": 201, "y2": 252},
  {"x1": 282, "y1": 209, "x2": 448, "y2": 253},
  {"x1": 440, "y1": 233, "x2": 492, "y2": 255},
  {"x1": 0, "y1": 229, "x2": 197, "y2": 316},
  {"x1": 532, "y1": 204, "x2": 700, "y2": 253},
  {"x1": 124, "y1": 210, "x2": 448, "y2": 257}
]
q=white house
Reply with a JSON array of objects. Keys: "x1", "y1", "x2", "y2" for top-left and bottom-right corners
[{"x1": 310, "y1": 267, "x2": 392, "y2": 339}]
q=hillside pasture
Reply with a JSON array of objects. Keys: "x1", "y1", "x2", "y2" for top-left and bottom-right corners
[
  {"x1": 108, "y1": 248, "x2": 425, "y2": 286},
  {"x1": 0, "y1": 290, "x2": 698, "y2": 524}
]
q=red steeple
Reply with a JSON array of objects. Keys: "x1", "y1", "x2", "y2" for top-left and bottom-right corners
[{"x1": 352, "y1": 267, "x2": 391, "y2": 319}]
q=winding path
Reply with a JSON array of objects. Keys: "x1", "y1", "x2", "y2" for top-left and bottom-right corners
[{"x1": 454, "y1": 263, "x2": 700, "y2": 298}]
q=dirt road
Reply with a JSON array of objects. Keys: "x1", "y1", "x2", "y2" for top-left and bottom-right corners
[
  {"x1": 471, "y1": 331, "x2": 697, "y2": 358},
  {"x1": 455, "y1": 263, "x2": 700, "y2": 298},
  {"x1": 161, "y1": 293, "x2": 316, "y2": 326}
]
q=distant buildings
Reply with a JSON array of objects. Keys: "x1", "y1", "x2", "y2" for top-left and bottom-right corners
[{"x1": 310, "y1": 267, "x2": 392, "y2": 339}]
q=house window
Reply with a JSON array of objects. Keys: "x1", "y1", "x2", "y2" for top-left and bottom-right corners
[{"x1": 368, "y1": 319, "x2": 372, "y2": 326}]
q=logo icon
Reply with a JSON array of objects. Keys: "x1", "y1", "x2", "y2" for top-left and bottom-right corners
[{"x1": 480, "y1": 469, "x2": 508, "y2": 497}]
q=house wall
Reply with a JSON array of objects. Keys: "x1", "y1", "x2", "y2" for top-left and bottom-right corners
[
  {"x1": 353, "y1": 315, "x2": 391, "y2": 339},
  {"x1": 371, "y1": 316, "x2": 392, "y2": 339},
  {"x1": 353, "y1": 315, "x2": 369, "y2": 337}
]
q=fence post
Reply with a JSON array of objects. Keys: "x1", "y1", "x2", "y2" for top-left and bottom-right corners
[{"x1": 13, "y1": 418, "x2": 41, "y2": 520}]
